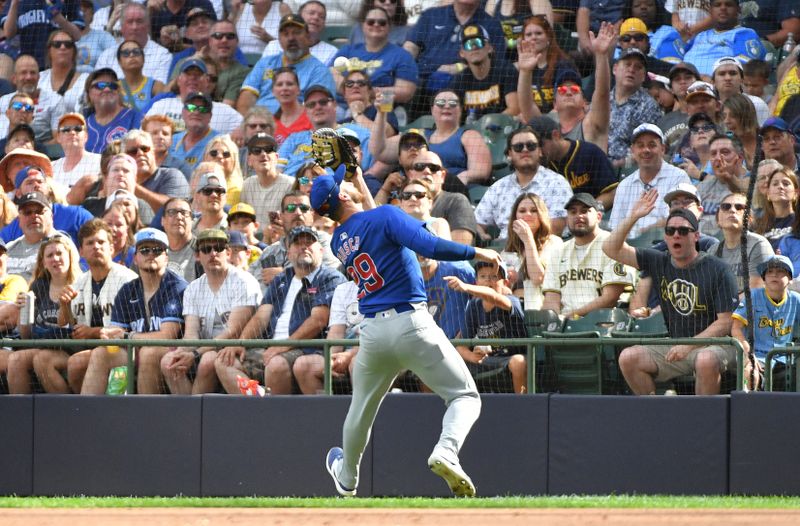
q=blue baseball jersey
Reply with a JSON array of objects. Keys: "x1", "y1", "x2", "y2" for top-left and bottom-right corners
[
  {"x1": 424, "y1": 260, "x2": 474, "y2": 338},
  {"x1": 110, "y1": 269, "x2": 188, "y2": 333},
  {"x1": 651, "y1": 26, "x2": 684, "y2": 64},
  {"x1": 462, "y1": 294, "x2": 527, "y2": 356},
  {"x1": 733, "y1": 288, "x2": 800, "y2": 361},
  {"x1": 86, "y1": 107, "x2": 144, "y2": 154},
  {"x1": 332, "y1": 43, "x2": 418, "y2": 88},
  {"x1": 241, "y1": 53, "x2": 335, "y2": 113},
  {"x1": 332, "y1": 205, "x2": 475, "y2": 314},
  {"x1": 278, "y1": 123, "x2": 373, "y2": 176},
  {"x1": 683, "y1": 26, "x2": 766, "y2": 76},
  {"x1": 170, "y1": 129, "x2": 220, "y2": 170}
]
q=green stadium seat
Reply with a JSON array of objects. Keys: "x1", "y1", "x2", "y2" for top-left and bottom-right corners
[
  {"x1": 469, "y1": 113, "x2": 519, "y2": 172},
  {"x1": 628, "y1": 228, "x2": 664, "y2": 249},
  {"x1": 468, "y1": 184, "x2": 489, "y2": 205},
  {"x1": 524, "y1": 309, "x2": 563, "y2": 337},
  {"x1": 611, "y1": 311, "x2": 668, "y2": 338},
  {"x1": 541, "y1": 308, "x2": 630, "y2": 394},
  {"x1": 402, "y1": 114, "x2": 435, "y2": 132},
  {"x1": 244, "y1": 52, "x2": 262, "y2": 68},
  {"x1": 322, "y1": 25, "x2": 352, "y2": 48}
]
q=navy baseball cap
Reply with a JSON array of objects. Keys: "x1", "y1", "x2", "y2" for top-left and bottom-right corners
[
  {"x1": 474, "y1": 260, "x2": 508, "y2": 279},
  {"x1": 135, "y1": 227, "x2": 168, "y2": 248},
  {"x1": 227, "y1": 230, "x2": 249, "y2": 248},
  {"x1": 288, "y1": 225, "x2": 320, "y2": 244},
  {"x1": 180, "y1": 59, "x2": 208, "y2": 75},
  {"x1": 460, "y1": 24, "x2": 489, "y2": 43},
  {"x1": 304, "y1": 84, "x2": 334, "y2": 100},
  {"x1": 761, "y1": 117, "x2": 790, "y2": 134},
  {"x1": 666, "y1": 208, "x2": 699, "y2": 231},
  {"x1": 758, "y1": 254, "x2": 794, "y2": 278},
  {"x1": 310, "y1": 174, "x2": 341, "y2": 217},
  {"x1": 616, "y1": 48, "x2": 647, "y2": 68},
  {"x1": 555, "y1": 69, "x2": 582, "y2": 87}
]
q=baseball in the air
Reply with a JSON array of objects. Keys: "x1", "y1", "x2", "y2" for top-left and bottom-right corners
[{"x1": 333, "y1": 56, "x2": 350, "y2": 71}]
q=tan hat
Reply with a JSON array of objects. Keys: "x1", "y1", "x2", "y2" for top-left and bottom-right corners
[{"x1": 0, "y1": 148, "x2": 53, "y2": 192}]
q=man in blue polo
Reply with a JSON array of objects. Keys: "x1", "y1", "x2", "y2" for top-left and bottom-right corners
[
  {"x1": 79, "y1": 228, "x2": 188, "y2": 395},
  {"x1": 215, "y1": 226, "x2": 346, "y2": 395},
  {"x1": 169, "y1": 92, "x2": 219, "y2": 170},
  {"x1": 236, "y1": 13, "x2": 335, "y2": 115}
]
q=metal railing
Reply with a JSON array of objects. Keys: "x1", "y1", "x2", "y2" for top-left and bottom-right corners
[
  {"x1": 1, "y1": 336, "x2": 747, "y2": 394},
  {"x1": 765, "y1": 347, "x2": 800, "y2": 392}
]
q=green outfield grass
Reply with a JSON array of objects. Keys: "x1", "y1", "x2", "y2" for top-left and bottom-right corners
[{"x1": 1, "y1": 496, "x2": 800, "y2": 508}]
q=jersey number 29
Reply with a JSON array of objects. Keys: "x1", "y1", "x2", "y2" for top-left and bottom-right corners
[{"x1": 347, "y1": 253, "x2": 385, "y2": 298}]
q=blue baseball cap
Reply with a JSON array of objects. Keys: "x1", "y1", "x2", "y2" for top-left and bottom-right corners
[
  {"x1": 310, "y1": 174, "x2": 341, "y2": 217},
  {"x1": 287, "y1": 225, "x2": 319, "y2": 244},
  {"x1": 135, "y1": 227, "x2": 168, "y2": 248},
  {"x1": 227, "y1": 230, "x2": 248, "y2": 247},
  {"x1": 760, "y1": 116, "x2": 790, "y2": 134},
  {"x1": 758, "y1": 255, "x2": 794, "y2": 278},
  {"x1": 180, "y1": 58, "x2": 207, "y2": 75}
]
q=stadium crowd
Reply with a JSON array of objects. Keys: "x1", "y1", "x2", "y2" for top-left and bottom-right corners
[{"x1": 1, "y1": 0, "x2": 800, "y2": 396}]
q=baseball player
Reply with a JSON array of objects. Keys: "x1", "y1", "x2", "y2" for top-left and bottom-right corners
[{"x1": 312, "y1": 170, "x2": 502, "y2": 498}]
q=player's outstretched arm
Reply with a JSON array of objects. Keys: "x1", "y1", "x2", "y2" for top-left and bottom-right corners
[
  {"x1": 602, "y1": 189, "x2": 657, "y2": 269},
  {"x1": 473, "y1": 247, "x2": 503, "y2": 268}
]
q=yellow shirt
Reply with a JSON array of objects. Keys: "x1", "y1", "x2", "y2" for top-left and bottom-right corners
[
  {"x1": 774, "y1": 65, "x2": 800, "y2": 116},
  {"x1": 0, "y1": 274, "x2": 28, "y2": 302}
]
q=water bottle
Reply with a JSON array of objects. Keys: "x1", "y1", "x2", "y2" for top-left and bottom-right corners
[
  {"x1": 783, "y1": 33, "x2": 796, "y2": 61},
  {"x1": 465, "y1": 108, "x2": 478, "y2": 127}
]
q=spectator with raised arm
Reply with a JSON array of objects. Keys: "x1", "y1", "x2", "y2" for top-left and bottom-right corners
[{"x1": 1, "y1": 0, "x2": 84, "y2": 69}]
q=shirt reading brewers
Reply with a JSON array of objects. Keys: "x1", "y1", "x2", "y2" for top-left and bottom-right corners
[
  {"x1": 543, "y1": 229, "x2": 636, "y2": 313},
  {"x1": 636, "y1": 249, "x2": 738, "y2": 337}
]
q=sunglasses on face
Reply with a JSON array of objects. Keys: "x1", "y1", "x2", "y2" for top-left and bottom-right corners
[
  {"x1": 211, "y1": 32, "x2": 237, "y2": 40},
  {"x1": 462, "y1": 37, "x2": 486, "y2": 51},
  {"x1": 119, "y1": 48, "x2": 143, "y2": 57},
  {"x1": 247, "y1": 122, "x2": 269, "y2": 130},
  {"x1": 59, "y1": 125, "x2": 84, "y2": 133},
  {"x1": 165, "y1": 208, "x2": 192, "y2": 217},
  {"x1": 249, "y1": 146, "x2": 274, "y2": 155},
  {"x1": 557, "y1": 84, "x2": 581, "y2": 95},
  {"x1": 433, "y1": 99, "x2": 459, "y2": 108},
  {"x1": 511, "y1": 141, "x2": 539, "y2": 152},
  {"x1": 185, "y1": 103, "x2": 211, "y2": 113},
  {"x1": 401, "y1": 141, "x2": 425, "y2": 151},
  {"x1": 137, "y1": 246, "x2": 165, "y2": 256},
  {"x1": 10, "y1": 101, "x2": 34, "y2": 112},
  {"x1": 690, "y1": 124, "x2": 715, "y2": 134},
  {"x1": 92, "y1": 81, "x2": 119, "y2": 91},
  {"x1": 201, "y1": 187, "x2": 225, "y2": 196},
  {"x1": 304, "y1": 98, "x2": 332, "y2": 109},
  {"x1": 401, "y1": 191, "x2": 428, "y2": 200},
  {"x1": 620, "y1": 33, "x2": 647, "y2": 43},
  {"x1": 664, "y1": 226, "x2": 696, "y2": 236},
  {"x1": 298, "y1": 176, "x2": 310, "y2": 185},
  {"x1": 209, "y1": 149, "x2": 232, "y2": 159},
  {"x1": 345, "y1": 79, "x2": 368, "y2": 88},
  {"x1": 198, "y1": 243, "x2": 227, "y2": 254},
  {"x1": 412, "y1": 162, "x2": 441, "y2": 172},
  {"x1": 365, "y1": 18, "x2": 388, "y2": 27},
  {"x1": 49, "y1": 40, "x2": 75, "y2": 49},
  {"x1": 126, "y1": 144, "x2": 151, "y2": 155},
  {"x1": 720, "y1": 202, "x2": 747, "y2": 211},
  {"x1": 284, "y1": 203, "x2": 311, "y2": 213}
]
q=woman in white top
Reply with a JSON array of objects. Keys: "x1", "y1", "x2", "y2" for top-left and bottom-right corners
[
  {"x1": 504, "y1": 192, "x2": 563, "y2": 309},
  {"x1": 39, "y1": 30, "x2": 89, "y2": 114},
  {"x1": 52, "y1": 113, "x2": 102, "y2": 189},
  {"x1": 231, "y1": 0, "x2": 290, "y2": 55}
]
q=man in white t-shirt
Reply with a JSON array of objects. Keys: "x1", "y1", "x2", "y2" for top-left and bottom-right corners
[
  {"x1": 51, "y1": 113, "x2": 101, "y2": 189},
  {"x1": 160, "y1": 228, "x2": 262, "y2": 394}
]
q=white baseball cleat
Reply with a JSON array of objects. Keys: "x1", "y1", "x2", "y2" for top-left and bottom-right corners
[
  {"x1": 427, "y1": 453, "x2": 476, "y2": 497},
  {"x1": 325, "y1": 447, "x2": 356, "y2": 497}
]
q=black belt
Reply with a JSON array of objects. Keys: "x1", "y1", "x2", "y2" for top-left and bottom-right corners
[{"x1": 363, "y1": 303, "x2": 417, "y2": 319}]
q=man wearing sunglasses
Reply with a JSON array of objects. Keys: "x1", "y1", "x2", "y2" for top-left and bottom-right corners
[
  {"x1": 216, "y1": 225, "x2": 345, "y2": 395},
  {"x1": 52, "y1": 113, "x2": 100, "y2": 190},
  {"x1": 475, "y1": 126, "x2": 572, "y2": 241},
  {"x1": 0, "y1": 55, "x2": 66, "y2": 144},
  {"x1": 161, "y1": 228, "x2": 263, "y2": 395},
  {"x1": 603, "y1": 192, "x2": 740, "y2": 395},
  {"x1": 121, "y1": 129, "x2": 190, "y2": 217},
  {"x1": 85, "y1": 68, "x2": 143, "y2": 154},
  {"x1": 80, "y1": 228, "x2": 188, "y2": 395},
  {"x1": 148, "y1": 59, "x2": 243, "y2": 135},
  {"x1": 248, "y1": 190, "x2": 340, "y2": 290},
  {"x1": 615, "y1": 18, "x2": 673, "y2": 77},
  {"x1": 0, "y1": 94, "x2": 36, "y2": 152},
  {"x1": 237, "y1": 14, "x2": 335, "y2": 115},
  {"x1": 240, "y1": 132, "x2": 294, "y2": 226},
  {"x1": 206, "y1": 20, "x2": 249, "y2": 106},
  {"x1": 5, "y1": 191, "x2": 61, "y2": 282},
  {"x1": 449, "y1": 23, "x2": 518, "y2": 118},
  {"x1": 192, "y1": 170, "x2": 228, "y2": 234},
  {"x1": 170, "y1": 91, "x2": 219, "y2": 170},
  {"x1": 277, "y1": 84, "x2": 372, "y2": 176}
]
